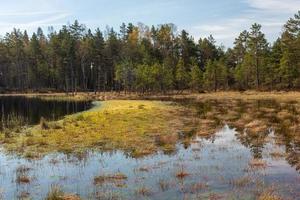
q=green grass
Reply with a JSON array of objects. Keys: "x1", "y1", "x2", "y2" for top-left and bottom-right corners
[{"x1": 1, "y1": 100, "x2": 195, "y2": 158}]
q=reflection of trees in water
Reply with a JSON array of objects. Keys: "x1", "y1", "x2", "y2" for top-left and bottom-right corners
[
  {"x1": 182, "y1": 98, "x2": 300, "y2": 171},
  {"x1": 281, "y1": 137, "x2": 300, "y2": 172},
  {"x1": 237, "y1": 131, "x2": 269, "y2": 159},
  {"x1": 0, "y1": 96, "x2": 91, "y2": 130}
]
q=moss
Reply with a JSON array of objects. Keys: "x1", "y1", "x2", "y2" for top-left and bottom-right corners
[{"x1": 3, "y1": 100, "x2": 196, "y2": 158}]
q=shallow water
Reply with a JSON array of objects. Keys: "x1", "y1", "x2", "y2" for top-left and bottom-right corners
[
  {"x1": 0, "y1": 98, "x2": 300, "y2": 199},
  {"x1": 0, "y1": 125, "x2": 299, "y2": 200}
]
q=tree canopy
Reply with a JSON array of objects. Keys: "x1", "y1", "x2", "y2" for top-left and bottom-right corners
[{"x1": 1, "y1": 12, "x2": 300, "y2": 93}]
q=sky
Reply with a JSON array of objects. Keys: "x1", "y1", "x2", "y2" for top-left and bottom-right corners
[{"x1": 0, "y1": 0, "x2": 299, "y2": 47}]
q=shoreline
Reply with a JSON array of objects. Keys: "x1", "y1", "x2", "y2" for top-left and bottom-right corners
[{"x1": 1, "y1": 91, "x2": 300, "y2": 101}]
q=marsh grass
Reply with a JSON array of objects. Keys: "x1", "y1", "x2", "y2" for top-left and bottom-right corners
[
  {"x1": 229, "y1": 176, "x2": 252, "y2": 188},
  {"x1": 46, "y1": 185, "x2": 80, "y2": 200},
  {"x1": 258, "y1": 190, "x2": 282, "y2": 200},
  {"x1": 16, "y1": 165, "x2": 31, "y2": 174},
  {"x1": 93, "y1": 173, "x2": 128, "y2": 186},
  {"x1": 158, "y1": 179, "x2": 170, "y2": 192},
  {"x1": 46, "y1": 185, "x2": 65, "y2": 200},
  {"x1": 269, "y1": 151, "x2": 286, "y2": 159},
  {"x1": 2, "y1": 100, "x2": 198, "y2": 158},
  {"x1": 1, "y1": 93, "x2": 300, "y2": 199},
  {"x1": 137, "y1": 166, "x2": 150, "y2": 172},
  {"x1": 40, "y1": 117, "x2": 50, "y2": 130},
  {"x1": 1, "y1": 113, "x2": 27, "y2": 131},
  {"x1": 17, "y1": 191, "x2": 30, "y2": 199},
  {"x1": 0, "y1": 114, "x2": 28, "y2": 143},
  {"x1": 3, "y1": 96, "x2": 300, "y2": 163},
  {"x1": 16, "y1": 165, "x2": 32, "y2": 185},
  {"x1": 135, "y1": 186, "x2": 152, "y2": 197},
  {"x1": 16, "y1": 174, "x2": 31, "y2": 184},
  {"x1": 249, "y1": 159, "x2": 268, "y2": 169},
  {"x1": 176, "y1": 167, "x2": 190, "y2": 179}
]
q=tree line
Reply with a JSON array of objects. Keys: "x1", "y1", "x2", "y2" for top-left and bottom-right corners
[{"x1": 0, "y1": 11, "x2": 300, "y2": 94}]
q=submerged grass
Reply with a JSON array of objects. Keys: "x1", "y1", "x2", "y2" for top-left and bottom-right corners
[
  {"x1": 258, "y1": 190, "x2": 282, "y2": 200},
  {"x1": 135, "y1": 186, "x2": 152, "y2": 197},
  {"x1": 1, "y1": 100, "x2": 196, "y2": 158},
  {"x1": 93, "y1": 172, "x2": 128, "y2": 186},
  {"x1": 46, "y1": 185, "x2": 80, "y2": 200},
  {"x1": 15, "y1": 165, "x2": 32, "y2": 185}
]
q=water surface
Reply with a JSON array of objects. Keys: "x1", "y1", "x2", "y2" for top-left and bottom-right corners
[
  {"x1": 0, "y1": 98, "x2": 299, "y2": 200},
  {"x1": 0, "y1": 96, "x2": 91, "y2": 129}
]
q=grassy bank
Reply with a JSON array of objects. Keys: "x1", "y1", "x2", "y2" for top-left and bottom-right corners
[{"x1": 0, "y1": 100, "x2": 197, "y2": 158}]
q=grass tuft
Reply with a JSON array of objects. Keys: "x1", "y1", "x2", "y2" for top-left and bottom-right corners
[{"x1": 93, "y1": 172, "x2": 128, "y2": 186}]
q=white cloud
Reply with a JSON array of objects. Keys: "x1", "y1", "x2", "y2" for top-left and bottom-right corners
[
  {"x1": 246, "y1": 0, "x2": 300, "y2": 13},
  {"x1": 0, "y1": 0, "x2": 70, "y2": 36},
  {"x1": 0, "y1": 11, "x2": 70, "y2": 36},
  {"x1": 24, "y1": 13, "x2": 71, "y2": 26},
  {"x1": 193, "y1": 25, "x2": 226, "y2": 32},
  {"x1": 0, "y1": 11, "x2": 67, "y2": 17},
  {"x1": 188, "y1": 0, "x2": 299, "y2": 47}
]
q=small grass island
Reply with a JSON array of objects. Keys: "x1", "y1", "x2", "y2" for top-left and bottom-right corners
[{"x1": 0, "y1": 100, "x2": 197, "y2": 158}]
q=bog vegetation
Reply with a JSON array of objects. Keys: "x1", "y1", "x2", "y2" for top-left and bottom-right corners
[
  {"x1": 1, "y1": 12, "x2": 300, "y2": 93},
  {"x1": 0, "y1": 100, "x2": 198, "y2": 158}
]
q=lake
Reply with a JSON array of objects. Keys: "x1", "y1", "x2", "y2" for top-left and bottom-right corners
[{"x1": 0, "y1": 97, "x2": 299, "y2": 200}]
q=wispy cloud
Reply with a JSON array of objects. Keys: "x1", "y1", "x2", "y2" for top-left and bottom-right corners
[
  {"x1": 193, "y1": 25, "x2": 227, "y2": 32},
  {"x1": 245, "y1": 0, "x2": 300, "y2": 13},
  {"x1": 0, "y1": 11, "x2": 70, "y2": 36},
  {"x1": 24, "y1": 13, "x2": 71, "y2": 26},
  {"x1": 0, "y1": 0, "x2": 298, "y2": 46},
  {"x1": 0, "y1": 11, "x2": 68, "y2": 17},
  {"x1": 189, "y1": 0, "x2": 299, "y2": 46}
]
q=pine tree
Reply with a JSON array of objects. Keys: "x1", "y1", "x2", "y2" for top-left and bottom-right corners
[
  {"x1": 268, "y1": 39, "x2": 283, "y2": 89},
  {"x1": 280, "y1": 11, "x2": 300, "y2": 88},
  {"x1": 189, "y1": 63, "x2": 203, "y2": 92},
  {"x1": 233, "y1": 30, "x2": 248, "y2": 66},
  {"x1": 0, "y1": 14, "x2": 300, "y2": 93},
  {"x1": 175, "y1": 58, "x2": 190, "y2": 92},
  {"x1": 246, "y1": 23, "x2": 269, "y2": 89}
]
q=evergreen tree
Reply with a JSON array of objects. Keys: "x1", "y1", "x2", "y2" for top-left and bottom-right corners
[
  {"x1": 0, "y1": 12, "x2": 300, "y2": 93},
  {"x1": 204, "y1": 59, "x2": 227, "y2": 91},
  {"x1": 175, "y1": 58, "x2": 190, "y2": 92},
  {"x1": 189, "y1": 60, "x2": 203, "y2": 92},
  {"x1": 246, "y1": 23, "x2": 269, "y2": 89},
  {"x1": 280, "y1": 11, "x2": 300, "y2": 88}
]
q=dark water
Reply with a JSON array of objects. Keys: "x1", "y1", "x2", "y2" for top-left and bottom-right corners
[
  {"x1": 0, "y1": 98, "x2": 299, "y2": 200},
  {"x1": 0, "y1": 96, "x2": 92, "y2": 130}
]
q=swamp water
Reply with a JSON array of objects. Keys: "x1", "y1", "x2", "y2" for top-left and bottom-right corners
[{"x1": 0, "y1": 97, "x2": 299, "y2": 200}]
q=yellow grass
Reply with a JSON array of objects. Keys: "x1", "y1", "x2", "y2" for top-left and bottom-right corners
[{"x1": 2, "y1": 100, "x2": 195, "y2": 158}]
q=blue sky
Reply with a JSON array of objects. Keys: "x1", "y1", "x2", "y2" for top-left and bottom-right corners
[{"x1": 0, "y1": 0, "x2": 299, "y2": 47}]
